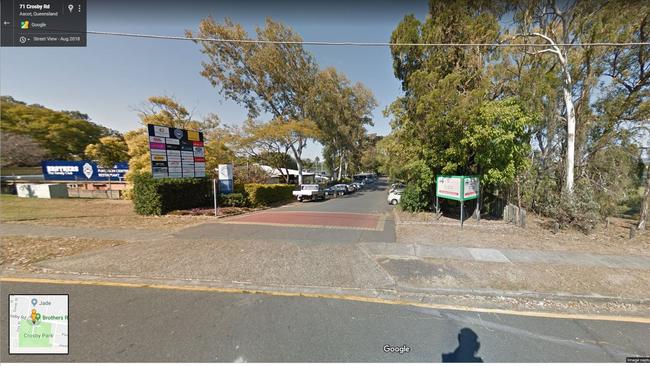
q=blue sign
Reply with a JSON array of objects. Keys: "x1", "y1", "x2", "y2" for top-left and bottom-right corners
[
  {"x1": 42, "y1": 160, "x2": 128, "y2": 181},
  {"x1": 219, "y1": 179, "x2": 233, "y2": 194}
]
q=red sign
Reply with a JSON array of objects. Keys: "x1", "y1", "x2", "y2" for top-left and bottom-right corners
[
  {"x1": 194, "y1": 157, "x2": 205, "y2": 162},
  {"x1": 192, "y1": 141, "x2": 204, "y2": 147}
]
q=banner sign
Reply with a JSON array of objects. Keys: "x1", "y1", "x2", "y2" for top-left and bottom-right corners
[
  {"x1": 436, "y1": 175, "x2": 479, "y2": 201},
  {"x1": 147, "y1": 124, "x2": 206, "y2": 179},
  {"x1": 42, "y1": 160, "x2": 128, "y2": 181}
]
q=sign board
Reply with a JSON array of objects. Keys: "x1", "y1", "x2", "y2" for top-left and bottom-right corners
[
  {"x1": 436, "y1": 175, "x2": 479, "y2": 202},
  {"x1": 42, "y1": 160, "x2": 128, "y2": 181},
  {"x1": 147, "y1": 124, "x2": 205, "y2": 179},
  {"x1": 218, "y1": 163, "x2": 233, "y2": 193},
  {"x1": 436, "y1": 176, "x2": 462, "y2": 200},
  {"x1": 463, "y1": 176, "x2": 479, "y2": 200}
]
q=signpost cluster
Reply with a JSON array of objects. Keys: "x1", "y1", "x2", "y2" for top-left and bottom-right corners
[{"x1": 435, "y1": 175, "x2": 480, "y2": 228}]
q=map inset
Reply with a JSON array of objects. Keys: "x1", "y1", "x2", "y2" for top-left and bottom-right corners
[{"x1": 9, "y1": 294, "x2": 68, "y2": 354}]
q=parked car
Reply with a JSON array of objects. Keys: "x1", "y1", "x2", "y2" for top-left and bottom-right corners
[
  {"x1": 347, "y1": 184, "x2": 357, "y2": 192},
  {"x1": 387, "y1": 189, "x2": 403, "y2": 205},
  {"x1": 390, "y1": 183, "x2": 405, "y2": 192},
  {"x1": 332, "y1": 184, "x2": 350, "y2": 195},
  {"x1": 351, "y1": 182, "x2": 363, "y2": 190},
  {"x1": 323, "y1": 187, "x2": 337, "y2": 197},
  {"x1": 292, "y1": 184, "x2": 326, "y2": 202}
]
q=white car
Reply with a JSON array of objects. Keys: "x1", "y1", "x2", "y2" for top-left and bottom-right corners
[
  {"x1": 292, "y1": 184, "x2": 326, "y2": 202},
  {"x1": 387, "y1": 189, "x2": 403, "y2": 205}
]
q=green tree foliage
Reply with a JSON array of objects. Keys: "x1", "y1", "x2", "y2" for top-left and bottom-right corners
[
  {"x1": 463, "y1": 99, "x2": 532, "y2": 186},
  {"x1": 230, "y1": 118, "x2": 319, "y2": 183},
  {"x1": 1, "y1": 96, "x2": 113, "y2": 160},
  {"x1": 384, "y1": 1, "x2": 510, "y2": 209},
  {"x1": 383, "y1": 0, "x2": 649, "y2": 229},
  {"x1": 504, "y1": 1, "x2": 650, "y2": 221},
  {"x1": 188, "y1": 17, "x2": 319, "y2": 184},
  {"x1": 84, "y1": 136, "x2": 129, "y2": 168},
  {"x1": 306, "y1": 68, "x2": 377, "y2": 179}
]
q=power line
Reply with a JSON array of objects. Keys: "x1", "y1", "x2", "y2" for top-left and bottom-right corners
[{"x1": 86, "y1": 30, "x2": 650, "y2": 47}]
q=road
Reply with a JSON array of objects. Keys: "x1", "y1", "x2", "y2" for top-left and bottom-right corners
[
  {"x1": 1, "y1": 281, "x2": 648, "y2": 362},
  {"x1": 175, "y1": 180, "x2": 396, "y2": 243}
]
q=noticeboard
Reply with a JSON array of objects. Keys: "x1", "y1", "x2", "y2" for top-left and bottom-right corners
[
  {"x1": 147, "y1": 124, "x2": 205, "y2": 179},
  {"x1": 436, "y1": 175, "x2": 479, "y2": 201}
]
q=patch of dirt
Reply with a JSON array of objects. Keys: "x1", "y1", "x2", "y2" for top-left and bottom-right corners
[
  {"x1": 396, "y1": 209, "x2": 650, "y2": 255},
  {"x1": 9, "y1": 215, "x2": 221, "y2": 230},
  {"x1": 380, "y1": 257, "x2": 650, "y2": 300},
  {"x1": 0, "y1": 235, "x2": 127, "y2": 269}
]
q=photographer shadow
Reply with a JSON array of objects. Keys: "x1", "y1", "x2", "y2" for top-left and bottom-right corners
[{"x1": 441, "y1": 328, "x2": 483, "y2": 363}]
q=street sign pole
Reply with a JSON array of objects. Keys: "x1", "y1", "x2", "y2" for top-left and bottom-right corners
[
  {"x1": 460, "y1": 200, "x2": 464, "y2": 229},
  {"x1": 476, "y1": 179, "x2": 480, "y2": 223},
  {"x1": 213, "y1": 178, "x2": 218, "y2": 217},
  {"x1": 435, "y1": 194, "x2": 439, "y2": 214}
]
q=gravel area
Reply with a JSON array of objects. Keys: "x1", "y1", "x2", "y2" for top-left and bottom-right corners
[
  {"x1": 378, "y1": 257, "x2": 650, "y2": 300},
  {"x1": 1, "y1": 235, "x2": 126, "y2": 270},
  {"x1": 396, "y1": 209, "x2": 650, "y2": 255}
]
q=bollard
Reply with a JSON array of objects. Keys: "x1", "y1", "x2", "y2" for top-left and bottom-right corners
[
  {"x1": 630, "y1": 226, "x2": 636, "y2": 239},
  {"x1": 519, "y1": 209, "x2": 526, "y2": 228}
]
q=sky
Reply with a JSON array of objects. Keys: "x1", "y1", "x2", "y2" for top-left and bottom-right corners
[{"x1": 0, "y1": 0, "x2": 429, "y2": 159}]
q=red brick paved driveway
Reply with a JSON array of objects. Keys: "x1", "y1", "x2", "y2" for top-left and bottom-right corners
[{"x1": 224, "y1": 211, "x2": 384, "y2": 231}]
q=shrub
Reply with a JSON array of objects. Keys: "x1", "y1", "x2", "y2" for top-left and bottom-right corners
[
  {"x1": 218, "y1": 193, "x2": 246, "y2": 207},
  {"x1": 400, "y1": 184, "x2": 430, "y2": 212},
  {"x1": 536, "y1": 179, "x2": 601, "y2": 233},
  {"x1": 244, "y1": 183, "x2": 294, "y2": 207},
  {"x1": 132, "y1": 173, "x2": 212, "y2": 215}
]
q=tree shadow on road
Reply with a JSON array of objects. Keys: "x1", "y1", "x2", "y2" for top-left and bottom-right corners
[{"x1": 441, "y1": 328, "x2": 483, "y2": 363}]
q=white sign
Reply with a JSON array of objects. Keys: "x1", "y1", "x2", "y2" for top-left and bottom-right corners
[
  {"x1": 464, "y1": 177, "x2": 479, "y2": 199},
  {"x1": 153, "y1": 125, "x2": 170, "y2": 138},
  {"x1": 437, "y1": 177, "x2": 461, "y2": 198},
  {"x1": 218, "y1": 164, "x2": 233, "y2": 180},
  {"x1": 82, "y1": 163, "x2": 93, "y2": 179}
]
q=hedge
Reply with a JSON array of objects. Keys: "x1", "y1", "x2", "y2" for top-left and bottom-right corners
[
  {"x1": 132, "y1": 173, "x2": 212, "y2": 215},
  {"x1": 243, "y1": 183, "x2": 295, "y2": 207},
  {"x1": 218, "y1": 193, "x2": 246, "y2": 207}
]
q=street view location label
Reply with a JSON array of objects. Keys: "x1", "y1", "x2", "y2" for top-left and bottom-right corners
[
  {"x1": 9, "y1": 294, "x2": 69, "y2": 354},
  {"x1": 1, "y1": 0, "x2": 87, "y2": 47}
]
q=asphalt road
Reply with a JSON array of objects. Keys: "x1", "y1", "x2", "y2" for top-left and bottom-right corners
[
  {"x1": 1, "y1": 281, "x2": 648, "y2": 362},
  {"x1": 277, "y1": 180, "x2": 394, "y2": 214}
]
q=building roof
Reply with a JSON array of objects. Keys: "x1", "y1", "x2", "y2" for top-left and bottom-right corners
[{"x1": 257, "y1": 164, "x2": 315, "y2": 177}]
